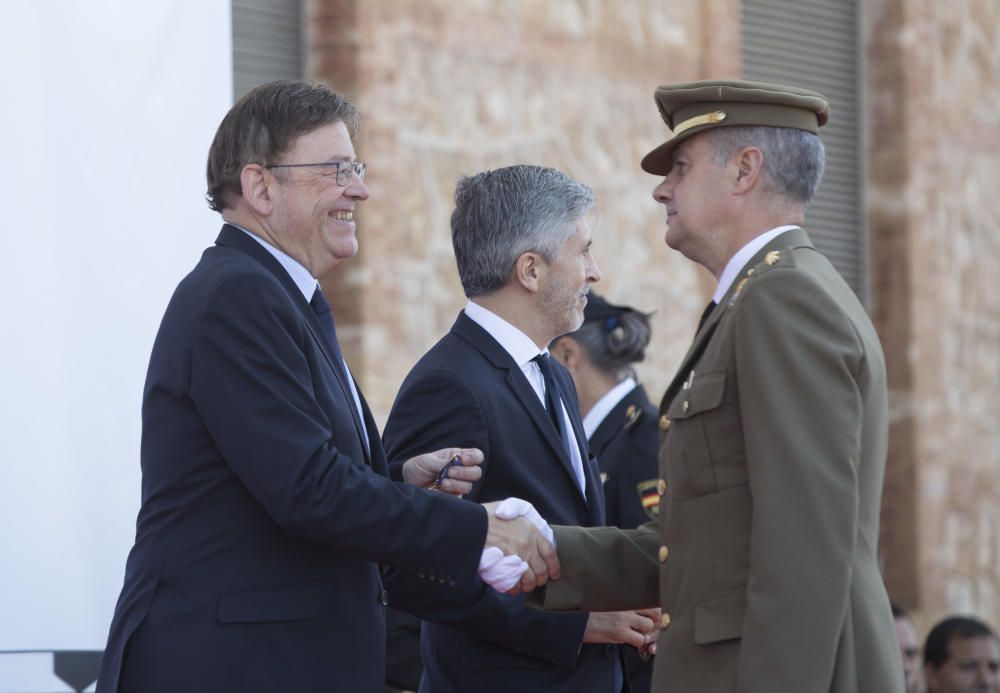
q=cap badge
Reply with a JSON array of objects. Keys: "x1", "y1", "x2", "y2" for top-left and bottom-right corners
[
  {"x1": 765, "y1": 250, "x2": 781, "y2": 266},
  {"x1": 673, "y1": 110, "x2": 727, "y2": 135}
]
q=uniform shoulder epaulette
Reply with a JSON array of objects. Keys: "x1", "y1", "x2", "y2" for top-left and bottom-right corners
[{"x1": 728, "y1": 249, "x2": 794, "y2": 306}]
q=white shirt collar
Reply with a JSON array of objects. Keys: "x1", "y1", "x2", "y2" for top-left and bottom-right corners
[
  {"x1": 712, "y1": 225, "x2": 799, "y2": 304},
  {"x1": 235, "y1": 226, "x2": 319, "y2": 301},
  {"x1": 463, "y1": 300, "x2": 545, "y2": 366},
  {"x1": 582, "y1": 377, "x2": 637, "y2": 439}
]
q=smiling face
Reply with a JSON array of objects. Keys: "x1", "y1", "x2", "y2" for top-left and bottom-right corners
[
  {"x1": 651, "y1": 132, "x2": 734, "y2": 273},
  {"x1": 267, "y1": 121, "x2": 370, "y2": 276},
  {"x1": 537, "y1": 218, "x2": 601, "y2": 339}
]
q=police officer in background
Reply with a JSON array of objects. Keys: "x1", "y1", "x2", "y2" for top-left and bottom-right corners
[{"x1": 551, "y1": 292, "x2": 659, "y2": 692}]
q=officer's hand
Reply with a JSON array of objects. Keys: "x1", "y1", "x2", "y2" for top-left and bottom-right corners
[{"x1": 582, "y1": 608, "x2": 660, "y2": 649}]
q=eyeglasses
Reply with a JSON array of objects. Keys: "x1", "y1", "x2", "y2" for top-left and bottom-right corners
[{"x1": 266, "y1": 160, "x2": 366, "y2": 187}]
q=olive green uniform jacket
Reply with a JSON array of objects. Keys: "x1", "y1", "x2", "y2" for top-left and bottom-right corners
[{"x1": 536, "y1": 229, "x2": 904, "y2": 692}]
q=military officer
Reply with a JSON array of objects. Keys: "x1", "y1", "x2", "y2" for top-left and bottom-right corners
[{"x1": 523, "y1": 80, "x2": 905, "y2": 692}]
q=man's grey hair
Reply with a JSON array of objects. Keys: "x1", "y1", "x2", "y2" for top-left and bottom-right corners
[
  {"x1": 705, "y1": 126, "x2": 826, "y2": 205},
  {"x1": 451, "y1": 165, "x2": 596, "y2": 298}
]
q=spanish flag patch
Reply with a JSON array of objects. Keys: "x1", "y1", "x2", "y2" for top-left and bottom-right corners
[{"x1": 636, "y1": 479, "x2": 661, "y2": 519}]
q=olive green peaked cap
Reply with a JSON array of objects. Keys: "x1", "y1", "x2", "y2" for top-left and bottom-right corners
[{"x1": 641, "y1": 79, "x2": 831, "y2": 175}]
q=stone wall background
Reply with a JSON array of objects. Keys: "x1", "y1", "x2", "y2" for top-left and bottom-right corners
[
  {"x1": 307, "y1": 0, "x2": 1000, "y2": 633},
  {"x1": 866, "y1": 0, "x2": 1000, "y2": 632},
  {"x1": 309, "y1": 0, "x2": 738, "y2": 424}
]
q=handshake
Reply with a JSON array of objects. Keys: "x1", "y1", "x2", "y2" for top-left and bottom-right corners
[
  {"x1": 401, "y1": 449, "x2": 559, "y2": 594},
  {"x1": 479, "y1": 498, "x2": 560, "y2": 594}
]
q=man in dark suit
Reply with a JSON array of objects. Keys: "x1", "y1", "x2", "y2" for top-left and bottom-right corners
[
  {"x1": 382, "y1": 166, "x2": 657, "y2": 692},
  {"x1": 526, "y1": 80, "x2": 904, "y2": 692},
  {"x1": 96, "y1": 81, "x2": 558, "y2": 693}
]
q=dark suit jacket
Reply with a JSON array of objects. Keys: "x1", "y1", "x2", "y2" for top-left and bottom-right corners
[
  {"x1": 588, "y1": 384, "x2": 659, "y2": 693},
  {"x1": 96, "y1": 225, "x2": 487, "y2": 693},
  {"x1": 537, "y1": 229, "x2": 904, "y2": 692},
  {"x1": 382, "y1": 312, "x2": 622, "y2": 693},
  {"x1": 589, "y1": 385, "x2": 661, "y2": 531}
]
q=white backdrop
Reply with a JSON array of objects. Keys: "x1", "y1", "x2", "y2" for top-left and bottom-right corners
[{"x1": 0, "y1": 1, "x2": 232, "y2": 687}]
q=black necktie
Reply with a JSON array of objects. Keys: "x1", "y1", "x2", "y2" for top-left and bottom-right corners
[
  {"x1": 310, "y1": 288, "x2": 350, "y2": 386},
  {"x1": 697, "y1": 300, "x2": 718, "y2": 332},
  {"x1": 533, "y1": 353, "x2": 574, "y2": 457},
  {"x1": 311, "y1": 288, "x2": 370, "y2": 454}
]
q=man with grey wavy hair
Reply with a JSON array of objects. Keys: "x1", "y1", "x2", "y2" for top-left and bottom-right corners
[
  {"x1": 451, "y1": 165, "x2": 597, "y2": 300},
  {"x1": 383, "y1": 164, "x2": 660, "y2": 692}
]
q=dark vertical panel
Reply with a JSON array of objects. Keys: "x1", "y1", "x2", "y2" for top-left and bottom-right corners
[
  {"x1": 232, "y1": 0, "x2": 304, "y2": 101},
  {"x1": 742, "y1": 0, "x2": 867, "y2": 303}
]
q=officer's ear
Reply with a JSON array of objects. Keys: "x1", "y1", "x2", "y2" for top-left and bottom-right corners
[
  {"x1": 733, "y1": 146, "x2": 764, "y2": 194},
  {"x1": 551, "y1": 336, "x2": 581, "y2": 371}
]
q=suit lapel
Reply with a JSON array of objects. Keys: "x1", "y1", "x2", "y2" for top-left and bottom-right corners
[
  {"x1": 452, "y1": 313, "x2": 589, "y2": 504},
  {"x1": 660, "y1": 228, "x2": 816, "y2": 411},
  {"x1": 215, "y1": 225, "x2": 372, "y2": 465}
]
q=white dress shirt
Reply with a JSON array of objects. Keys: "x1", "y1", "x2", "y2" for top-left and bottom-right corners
[{"x1": 464, "y1": 300, "x2": 587, "y2": 494}]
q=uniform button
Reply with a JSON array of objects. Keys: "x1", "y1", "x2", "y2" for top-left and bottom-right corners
[
  {"x1": 447, "y1": 576, "x2": 456, "y2": 586},
  {"x1": 380, "y1": 589, "x2": 389, "y2": 606},
  {"x1": 660, "y1": 612, "x2": 671, "y2": 630},
  {"x1": 417, "y1": 568, "x2": 426, "y2": 579},
  {"x1": 659, "y1": 415, "x2": 672, "y2": 431},
  {"x1": 658, "y1": 546, "x2": 669, "y2": 563},
  {"x1": 438, "y1": 575, "x2": 447, "y2": 584},
  {"x1": 657, "y1": 479, "x2": 667, "y2": 496},
  {"x1": 682, "y1": 400, "x2": 690, "y2": 413}
]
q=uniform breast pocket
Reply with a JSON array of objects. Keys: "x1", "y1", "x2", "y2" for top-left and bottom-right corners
[{"x1": 665, "y1": 371, "x2": 744, "y2": 499}]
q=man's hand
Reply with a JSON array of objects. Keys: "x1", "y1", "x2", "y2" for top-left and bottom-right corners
[
  {"x1": 481, "y1": 499, "x2": 560, "y2": 594},
  {"x1": 582, "y1": 608, "x2": 660, "y2": 650},
  {"x1": 401, "y1": 447, "x2": 483, "y2": 497}
]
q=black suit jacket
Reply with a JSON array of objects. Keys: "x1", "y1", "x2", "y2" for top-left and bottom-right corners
[
  {"x1": 382, "y1": 312, "x2": 622, "y2": 693},
  {"x1": 96, "y1": 225, "x2": 487, "y2": 693},
  {"x1": 587, "y1": 384, "x2": 660, "y2": 693},
  {"x1": 589, "y1": 385, "x2": 661, "y2": 531}
]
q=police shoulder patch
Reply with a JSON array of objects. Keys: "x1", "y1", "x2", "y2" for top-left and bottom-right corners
[{"x1": 636, "y1": 479, "x2": 661, "y2": 519}]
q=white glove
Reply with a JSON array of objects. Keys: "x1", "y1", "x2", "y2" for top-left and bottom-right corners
[{"x1": 477, "y1": 546, "x2": 528, "y2": 593}]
